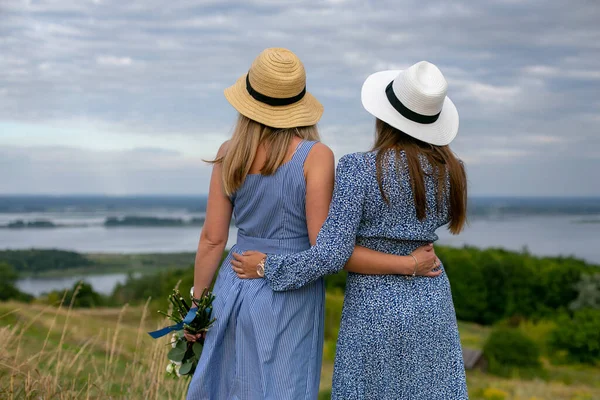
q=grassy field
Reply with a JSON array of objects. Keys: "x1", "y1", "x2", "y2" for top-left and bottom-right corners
[{"x1": 1, "y1": 294, "x2": 599, "y2": 400}]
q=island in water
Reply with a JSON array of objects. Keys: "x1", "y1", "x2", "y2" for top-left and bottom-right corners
[
  {"x1": 104, "y1": 216, "x2": 205, "y2": 227},
  {"x1": 5, "y1": 219, "x2": 57, "y2": 229}
]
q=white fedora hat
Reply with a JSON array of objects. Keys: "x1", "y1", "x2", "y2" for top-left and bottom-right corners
[{"x1": 361, "y1": 61, "x2": 459, "y2": 146}]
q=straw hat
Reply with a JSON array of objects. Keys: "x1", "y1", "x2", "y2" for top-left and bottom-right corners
[
  {"x1": 361, "y1": 61, "x2": 459, "y2": 146},
  {"x1": 224, "y1": 48, "x2": 323, "y2": 129}
]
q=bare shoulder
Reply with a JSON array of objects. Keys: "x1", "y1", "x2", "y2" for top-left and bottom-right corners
[
  {"x1": 304, "y1": 142, "x2": 334, "y2": 178},
  {"x1": 217, "y1": 140, "x2": 230, "y2": 157},
  {"x1": 306, "y1": 142, "x2": 334, "y2": 164}
]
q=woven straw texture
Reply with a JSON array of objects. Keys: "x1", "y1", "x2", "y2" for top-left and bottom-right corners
[{"x1": 224, "y1": 48, "x2": 323, "y2": 129}]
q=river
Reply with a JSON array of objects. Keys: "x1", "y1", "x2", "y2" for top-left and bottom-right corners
[{"x1": 5, "y1": 214, "x2": 599, "y2": 296}]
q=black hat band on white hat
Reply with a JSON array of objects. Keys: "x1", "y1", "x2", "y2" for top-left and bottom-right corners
[{"x1": 385, "y1": 81, "x2": 440, "y2": 125}]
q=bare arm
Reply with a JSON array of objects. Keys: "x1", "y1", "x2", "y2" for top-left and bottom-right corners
[
  {"x1": 233, "y1": 151, "x2": 441, "y2": 281},
  {"x1": 193, "y1": 142, "x2": 233, "y2": 297},
  {"x1": 304, "y1": 143, "x2": 335, "y2": 245},
  {"x1": 344, "y1": 244, "x2": 438, "y2": 275}
]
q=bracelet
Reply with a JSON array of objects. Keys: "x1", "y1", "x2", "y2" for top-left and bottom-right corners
[
  {"x1": 409, "y1": 254, "x2": 418, "y2": 278},
  {"x1": 256, "y1": 257, "x2": 266, "y2": 277},
  {"x1": 190, "y1": 286, "x2": 206, "y2": 305}
]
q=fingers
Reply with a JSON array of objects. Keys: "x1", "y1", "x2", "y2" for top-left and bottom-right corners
[
  {"x1": 231, "y1": 262, "x2": 258, "y2": 279},
  {"x1": 231, "y1": 262, "x2": 246, "y2": 277},
  {"x1": 414, "y1": 243, "x2": 434, "y2": 256},
  {"x1": 232, "y1": 252, "x2": 243, "y2": 262},
  {"x1": 425, "y1": 259, "x2": 443, "y2": 277},
  {"x1": 183, "y1": 333, "x2": 196, "y2": 342},
  {"x1": 183, "y1": 332, "x2": 204, "y2": 343},
  {"x1": 231, "y1": 264, "x2": 243, "y2": 274},
  {"x1": 425, "y1": 269, "x2": 443, "y2": 277}
]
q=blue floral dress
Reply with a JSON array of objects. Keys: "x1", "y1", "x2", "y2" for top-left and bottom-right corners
[{"x1": 264, "y1": 151, "x2": 468, "y2": 399}]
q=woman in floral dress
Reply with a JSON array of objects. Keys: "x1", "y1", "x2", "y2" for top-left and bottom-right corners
[{"x1": 234, "y1": 61, "x2": 469, "y2": 399}]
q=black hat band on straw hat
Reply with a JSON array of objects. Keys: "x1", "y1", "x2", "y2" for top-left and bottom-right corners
[{"x1": 246, "y1": 73, "x2": 306, "y2": 107}]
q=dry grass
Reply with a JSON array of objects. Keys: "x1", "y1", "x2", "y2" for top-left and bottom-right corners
[
  {"x1": 467, "y1": 370, "x2": 600, "y2": 400},
  {"x1": 1, "y1": 294, "x2": 599, "y2": 400},
  {"x1": 0, "y1": 296, "x2": 188, "y2": 400}
]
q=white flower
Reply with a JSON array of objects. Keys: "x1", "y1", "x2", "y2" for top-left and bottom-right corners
[
  {"x1": 175, "y1": 364, "x2": 181, "y2": 377},
  {"x1": 166, "y1": 363, "x2": 175, "y2": 374},
  {"x1": 171, "y1": 333, "x2": 178, "y2": 348}
]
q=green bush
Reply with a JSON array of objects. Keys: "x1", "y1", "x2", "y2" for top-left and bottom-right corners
[
  {"x1": 483, "y1": 326, "x2": 542, "y2": 377},
  {"x1": 570, "y1": 274, "x2": 600, "y2": 311},
  {"x1": 110, "y1": 252, "x2": 228, "y2": 308},
  {"x1": 111, "y1": 268, "x2": 194, "y2": 307},
  {"x1": 0, "y1": 249, "x2": 92, "y2": 274},
  {"x1": 438, "y1": 246, "x2": 595, "y2": 325},
  {"x1": 45, "y1": 281, "x2": 105, "y2": 308},
  {"x1": 324, "y1": 270, "x2": 347, "y2": 292},
  {"x1": 318, "y1": 390, "x2": 332, "y2": 400},
  {"x1": 549, "y1": 309, "x2": 600, "y2": 364},
  {"x1": 0, "y1": 262, "x2": 33, "y2": 302}
]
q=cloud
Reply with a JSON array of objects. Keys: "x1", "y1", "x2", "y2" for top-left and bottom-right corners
[
  {"x1": 96, "y1": 56, "x2": 134, "y2": 67},
  {"x1": 523, "y1": 65, "x2": 600, "y2": 81},
  {"x1": 0, "y1": 0, "x2": 599, "y2": 195},
  {"x1": 0, "y1": 145, "x2": 211, "y2": 195}
]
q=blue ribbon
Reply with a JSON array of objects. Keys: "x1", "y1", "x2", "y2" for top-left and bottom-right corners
[{"x1": 148, "y1": 307, "x2": 198, "y2": 339}]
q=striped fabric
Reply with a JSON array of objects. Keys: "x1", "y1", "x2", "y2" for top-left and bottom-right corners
[{"x1": 186, "y1": 140, "x2": 325, "y2": 400}]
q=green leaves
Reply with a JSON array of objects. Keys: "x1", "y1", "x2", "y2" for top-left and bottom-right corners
[
  {"x1": 167, "y1": 341, "x2": 187, "y2": 362},
  {"x1": 192, "y1": 342, "x2": 203, "y2": 358},
  {"x1": 158, "y1": 287, "x2": 216, "y2": 378},
  {"x1": 166, "y1": 340, "x2": 204, "y2": 376},
  {"x1": 179, "y1": 360, "x2": 193, "y2": 376}
]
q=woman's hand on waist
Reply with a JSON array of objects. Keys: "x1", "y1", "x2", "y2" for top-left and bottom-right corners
[
  {"x1": 232, "y1": 251, "x2": 267, "y2": 279},
  {"x1": 409, "y1": 244, "x2": 442, "y2": 277}
]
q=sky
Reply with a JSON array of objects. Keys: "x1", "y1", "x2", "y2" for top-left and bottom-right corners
[{"x1": 0, "y1": 0, "x2": 599, "y2": 196}]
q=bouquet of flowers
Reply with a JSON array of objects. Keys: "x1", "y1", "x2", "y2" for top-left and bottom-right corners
[{"x1": 148, "y1": 288, "x2": 215, "y2": 378}]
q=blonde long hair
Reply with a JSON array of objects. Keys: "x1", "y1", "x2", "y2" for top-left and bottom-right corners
[{"x1": 208, "y1": 114, "x2": 320, "y2": 195}]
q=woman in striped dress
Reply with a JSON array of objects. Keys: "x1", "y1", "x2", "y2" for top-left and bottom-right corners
[
  {"x1": 233, "y1": 61, "x2": 469, "y2": 399},
  {"x1": 185, "y1": 49, "x2": 440, "y2": 400}
]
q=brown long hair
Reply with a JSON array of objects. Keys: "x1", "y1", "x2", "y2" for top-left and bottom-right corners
[
  {"x1": 207, "y1": 114, "x2": 320, "y2": 195},
  {"x1": 373, "y1": 119, "x2": 467, "y2": 234}
]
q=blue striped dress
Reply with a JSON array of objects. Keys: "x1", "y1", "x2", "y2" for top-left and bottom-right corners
[{"x1": 186, "y1": 141, "x2": 324, "y2": 400}]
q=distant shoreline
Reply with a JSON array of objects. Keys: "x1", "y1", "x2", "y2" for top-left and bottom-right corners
[
  {"x1": 0, "y1": 216, "x2": 206, "y2": 229},
  {"x1": 1, "y1": 195, "x2": 600, "y2": 217},
  {"x1": 11, "y1": 252, "x2": 196, "y2": 279},
  {"x1": 6, "y1": 246, "x2": 599, "y2": 280}
]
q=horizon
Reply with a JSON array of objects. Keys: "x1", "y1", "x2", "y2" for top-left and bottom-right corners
[{"x1": 1, "y1": 194, "x2": 600, "y2": 200}]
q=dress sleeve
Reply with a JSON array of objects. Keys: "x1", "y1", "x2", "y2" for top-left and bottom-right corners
[{"x1": 264, "y1": 153, "x2": 367, "y2": 291}]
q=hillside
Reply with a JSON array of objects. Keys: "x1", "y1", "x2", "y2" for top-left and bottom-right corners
[{"x1": 1, "y1": 295, "x2": 599, "y2": 400}]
